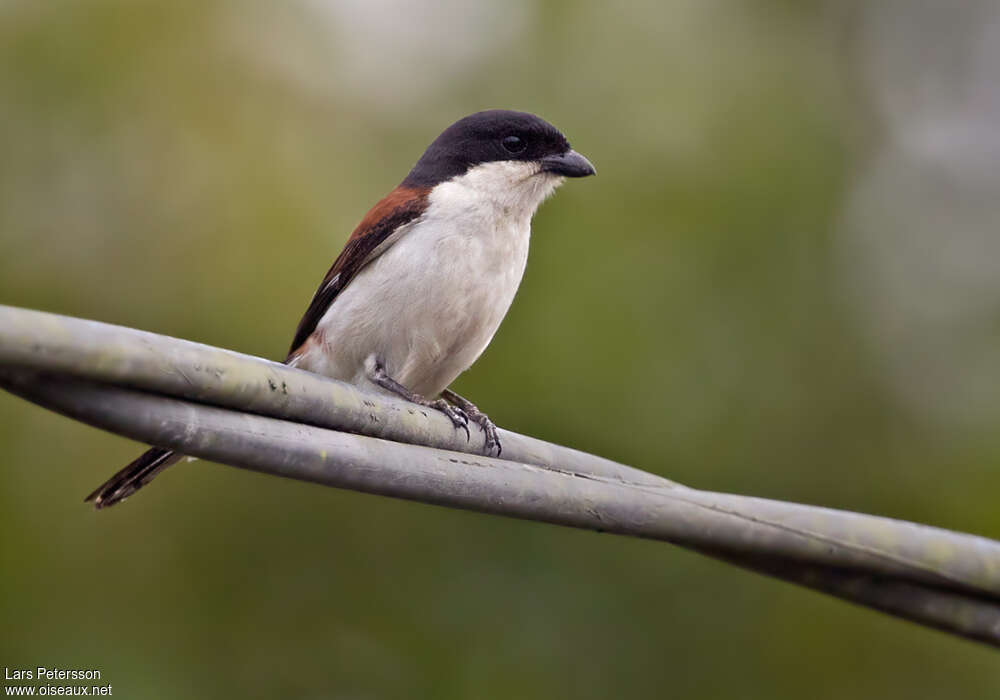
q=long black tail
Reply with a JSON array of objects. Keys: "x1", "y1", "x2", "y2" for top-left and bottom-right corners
[{"x1": 85, "y1": 447, "x2": 182, "y2": 509}]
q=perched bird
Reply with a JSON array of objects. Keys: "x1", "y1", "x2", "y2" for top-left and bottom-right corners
[{"x1": 86, "y1": 109, "x2": 595, "y2": 508}]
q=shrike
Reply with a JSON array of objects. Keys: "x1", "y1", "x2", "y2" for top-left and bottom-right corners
[{"x1": 87, "y1": 109, "x2": 595, "y2": 508}]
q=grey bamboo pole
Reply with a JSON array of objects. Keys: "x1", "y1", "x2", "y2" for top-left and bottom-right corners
[
  {"x1": 0, "y1": 305, "x2": 670, "y2": 487},
  {"x1": 2, "y1": 304, "x2": 1000, "y2": 646},
  {"x1": 4, "y1": 371, "x2": 1000, "y2": 646}
]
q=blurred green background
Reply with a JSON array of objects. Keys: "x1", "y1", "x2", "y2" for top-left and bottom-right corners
[{"x1": 2, "y1": 1, "x2": 999, "y2": 697}]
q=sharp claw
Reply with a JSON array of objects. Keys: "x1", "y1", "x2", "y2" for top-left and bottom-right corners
[
  {"x1": 438, "y1": 391, "x2": 502, "y2": 455},
  {"x1": 434, "y1": 399, "x2": 470, "y2": 440},
  {"x1": 478, "y1": 420, "x2": 501, "y2": 457},
  {"x1": 452, "y1": 407, "x2": 470, "y2": 441}
]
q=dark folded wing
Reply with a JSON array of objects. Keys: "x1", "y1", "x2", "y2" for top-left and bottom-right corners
[{"x1": 286, "y1": 185, "x2": 430, "y2": 359}]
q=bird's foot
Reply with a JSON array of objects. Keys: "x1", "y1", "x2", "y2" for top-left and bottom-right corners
[
  {"x1": 367, "y1": 359, "x2": 470, "y2": 440},
  {"x1": 428, "y1": 398, "x2": 470, "y2": 441},
  {"x1": 443, "y1": 389, "x2": 502, "y2": 456}
]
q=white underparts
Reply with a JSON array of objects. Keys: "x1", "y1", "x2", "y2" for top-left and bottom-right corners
[{"x1": 294, "y1": 161, "x2": 565, "y2": 397}]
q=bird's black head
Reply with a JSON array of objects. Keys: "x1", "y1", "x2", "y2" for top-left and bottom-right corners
[{"x1": 402, "y1": 110, "x2": 595, "y2": 188}]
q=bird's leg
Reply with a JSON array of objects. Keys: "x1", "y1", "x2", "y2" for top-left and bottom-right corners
[
  {"x1": 367, "y1": 360, "x2": 470, "y2": 440},
  {"x1": 442, "y1": 389, "x2": 501, "y2": 456}
]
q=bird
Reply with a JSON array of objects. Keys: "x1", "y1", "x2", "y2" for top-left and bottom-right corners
[{"x1": 85, "y1": 109, "x2": 595, "y2": 509}]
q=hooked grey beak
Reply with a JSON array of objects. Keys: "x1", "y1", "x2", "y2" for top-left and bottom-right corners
[{"x1": 540, "y1": 149, "x2": 596, "y2": 178}]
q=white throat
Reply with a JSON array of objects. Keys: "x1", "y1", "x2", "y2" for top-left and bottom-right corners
[{"x1": 430, "y1": 160, "x2": 566, "y2": 229}]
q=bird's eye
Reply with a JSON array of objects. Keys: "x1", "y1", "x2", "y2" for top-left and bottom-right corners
[{"x1": 502, "y1": 135, "x2": 526, "y2": 154}]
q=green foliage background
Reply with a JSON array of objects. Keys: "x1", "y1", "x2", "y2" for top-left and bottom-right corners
[{"x1": 2, "y1": 1, "x2": 999, "y2": 697}]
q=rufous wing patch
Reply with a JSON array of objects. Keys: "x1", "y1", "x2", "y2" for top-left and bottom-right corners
[{"x1": 286, "y1": 185, "x2": 430, "y2": 359}]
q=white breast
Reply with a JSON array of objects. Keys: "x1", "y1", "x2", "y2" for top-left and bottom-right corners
[{"x1": 296, "y1": 161, "x2": 565, "y2": 398}]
